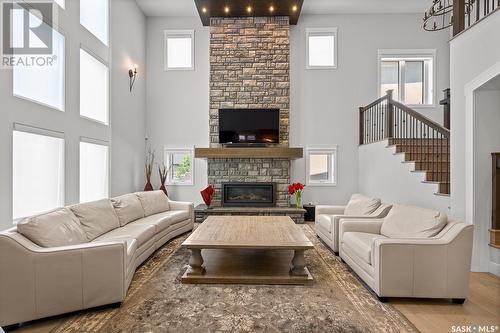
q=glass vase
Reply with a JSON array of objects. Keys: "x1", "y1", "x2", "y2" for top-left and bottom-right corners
[{"x1": 295, "y1": 191, "x2": 302, "y2": 209}]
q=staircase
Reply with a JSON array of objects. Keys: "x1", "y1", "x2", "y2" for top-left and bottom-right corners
[{"x1": 359, "y1": 90, "x2": 450, "y2": 196}]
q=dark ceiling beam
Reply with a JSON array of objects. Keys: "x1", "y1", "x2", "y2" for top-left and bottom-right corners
[{"x1": 194, "y1": 0, "x2": 304, "y2": 25}]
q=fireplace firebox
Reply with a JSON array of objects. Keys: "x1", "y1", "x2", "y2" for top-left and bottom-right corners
[{"x1": 221, "y1": 182, "x2": 276, "y2": 207}]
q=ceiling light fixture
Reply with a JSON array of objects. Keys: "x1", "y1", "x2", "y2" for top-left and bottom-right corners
[
  {"x1": 292, "y1": 5, "x2": 297, "y2": 12},
  {"x1": 202, "y1": 7, "x2": 207, "y2": 13},
  {"x1": 246, "y1": 5, "x2": 252, "y2": 13},
  {"x1": 224, "y1": 6, "x2": 229, "y2": 13},
  {"x1": 269, "y1": 5, "x2": 274, "y2": 12}
]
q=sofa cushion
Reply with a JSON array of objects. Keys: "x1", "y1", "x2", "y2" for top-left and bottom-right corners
[
  {"x1": 94, "y1": 224, "x2": 156, "y2": 248},
  {"x1": 111, "y1": 194, "x2": 145, "y2": 226},
  {"x1": 136, "y1": 191, "x2": 170, "y2": 216},
  {"x1": 343, "y1": 232, "x2": 386, "y2": 265},
  {"x1": 316, "y1": 214, "x2": 333, "y2": 234},
  {"x1": 70, "y1": 199, "x2": 120, "y2": 241},
  {"x1": 380, "y1": 204, "x2": 448, "y2": 238},
  {"x1": 17, "y1": 208, "x2": 88, "y2": 247},
  {"x1": 131, "y1": 210, "x2": 190, "y2": 233},
  {"x1": 344, "y1": 194, "x2": 381, "y2": 216}
]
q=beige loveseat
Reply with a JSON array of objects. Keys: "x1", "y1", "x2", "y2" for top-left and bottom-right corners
[
  {"x1": 339, "y1": 204, "x2": 473, "y2": 302},
  {"x1": 315, "y1": 194, "x2": 392, "y2": 253},
  {"x1": 0, "y1": 191, "x2": 193, "y2": 327}
]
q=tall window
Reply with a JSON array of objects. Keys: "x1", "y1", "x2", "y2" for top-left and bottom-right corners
[
  {"x1": 80, "y1": 0, "x2": 109, "y2": 45},
  {"x1": 305, "y1": 146, "x2": 337, "y2": 186},
  {"x1": 164, "y1": 147, "x2": 194, "y2": 185},
  {"x1": 80, "y1": 140, "x2": 109, "y2": 203},
  {"x1": 164, "y1": 30, "x2": 194, "y2": 70},
  {"x1": 306, "y1": 28, "x2": 337, "y2": 69},
  {"x1": 13, "y1": 125, "x2": 65, "y2": 220},
  {"x1": 378, "y1": 50, "x2": 435, "y2": 106},
  {"x1": 80, "y1": 48, "x2": 109, "y2": 124},
  {"x1": 12, "y1": 10, "x2": 65, "y2": 111}
]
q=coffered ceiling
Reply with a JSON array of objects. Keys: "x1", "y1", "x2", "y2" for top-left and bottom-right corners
[{"x1": 135, "y1": 0, "x2": 430, "y2": 17}]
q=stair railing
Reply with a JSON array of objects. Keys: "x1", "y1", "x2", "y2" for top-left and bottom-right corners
[{"x1": 359, "y1": 90, "x2": 450, "y2": 194}]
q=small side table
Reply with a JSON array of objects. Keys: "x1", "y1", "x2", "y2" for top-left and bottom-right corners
[{"x1": 303, "y1": 204, "x2": 315, "y2": 222}]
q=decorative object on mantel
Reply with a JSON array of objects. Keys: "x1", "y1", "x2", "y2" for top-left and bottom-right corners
[
  {"x1": 422, "y1": 0, "x2": 473, "y2": 32},
  {"x1": 158, "y1": 162, "x2": 171, "y2": 196},
  {"x1": 289, "y1": 182, "x2": 305, "y2": 209},
  {"x1": 129, "y1": 64, "x2": 138, "y2": 92},
  {"x1": 200, "y1": 185, "x2": 215, "y2": 208},
  {"x1": 144, "y1": 148, "x2": 155, "y2": 191}
]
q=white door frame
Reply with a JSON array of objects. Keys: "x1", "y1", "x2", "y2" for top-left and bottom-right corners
[{"x1": 464, "y1": 61, "x2": 500, "y2": 273}]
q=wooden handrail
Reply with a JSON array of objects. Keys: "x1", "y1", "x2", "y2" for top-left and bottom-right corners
[
  {"x1": 360, "y1": 94, "x2": 389, "y2": 111},
  {"x1": 390, "y1": 100, "x2": 450, "y2": 137}
]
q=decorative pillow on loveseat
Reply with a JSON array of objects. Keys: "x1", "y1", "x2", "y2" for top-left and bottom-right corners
[
  {"x1": 17, "y1": 208, "x2": 88, "y2": 247},
  {"x1": 111, "y1": 193, "x2": 145, "y2": 226},
  {"x1": 135, "y1": 190, "x2": 170, "y2": 216},
  {"x1": 70, "y1": 199, "x2": 120, "y2": 240},
  {"x1": 380, "y1": 204, "x2": 448, "y2": 238},
  {"x1": 344, "y1": 194, "x2": 381, "y2": 216}
]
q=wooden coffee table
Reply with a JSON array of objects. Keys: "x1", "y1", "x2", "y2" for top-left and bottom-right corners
[{"x1": 181, "y1": 216, "x2": 314, "y2": 285}]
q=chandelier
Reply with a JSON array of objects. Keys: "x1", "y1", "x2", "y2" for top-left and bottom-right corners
[{"x1": 423, "y1": 0, "x2": 474, "y2": 31}]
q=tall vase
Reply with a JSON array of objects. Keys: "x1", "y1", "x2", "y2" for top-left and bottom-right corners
[
  {"x1": 159, "y1": 183, "x2": 168, "y2": 196},
  {"x1": 144, "y1": 181, "x2": 153, "y2": 191},
  {"x1": 295, "y1": 191, "x2": 302, "y2": 209}
]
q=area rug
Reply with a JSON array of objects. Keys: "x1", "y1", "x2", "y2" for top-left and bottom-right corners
[{"x1": 52, "y1": 224, "x2": 417, "y2": 333}]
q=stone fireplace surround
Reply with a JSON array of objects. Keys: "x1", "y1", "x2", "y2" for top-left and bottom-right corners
[{"x1": 208, "y1": 16, "x2": 291, "y2": 207}]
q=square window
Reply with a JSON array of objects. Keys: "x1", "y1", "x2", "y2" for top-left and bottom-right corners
[
  {"x1": 306, "y1": 28, "x2": 337, "y2": 69},
  {"x1": 80, "y1": 48, "x2": 109, "y2": 124},
  {"x1": 12, "y1": 13, "x2": 65, "y2": 111},
  {"x1": 13, "y1": 125, "x2": 65, "y2": 220},
  {"x1": 80, "y1": 140, "x2": 109, "y2": 203},
  {"x1": 378, "y1": 50, "x2": 435, "y2": 106},
  {"x1": 164, "y1": 30, "x2": 194, "y2": 70},
  {"x1": 80, "y1": 0, "x2": 109, "y2": 45},
  {"x1": 164, "y1": 148, "x2": 194, "y2": 185},
  {"x1": 306, "y1": 146, "x2": 337, "y2": 186}
]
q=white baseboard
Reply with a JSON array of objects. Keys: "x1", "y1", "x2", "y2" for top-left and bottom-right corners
[{"x1": 489, "y1": 261, "x2": 500, "y2": 277}]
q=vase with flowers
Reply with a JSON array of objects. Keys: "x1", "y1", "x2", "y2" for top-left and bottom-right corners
[{"x1": 288, "y1": 182, "x2": 305, "y2": 209}]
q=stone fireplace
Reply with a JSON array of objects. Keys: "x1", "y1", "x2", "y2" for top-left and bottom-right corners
[
  {"x1": 208, "y1": 16, "x2": 291, "y2": 207},
  {"x1": 221, "y1": 182, "x2": 276, "y2": 207}
]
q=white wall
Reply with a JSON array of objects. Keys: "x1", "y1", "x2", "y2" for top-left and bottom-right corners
[
  {"x1": 145, "y1": 17, "x2": 209, "y2": 204},
  {"x1": 110, "y1": 0, "x2": 147, "y2": 196},
  {"x1": 0, "y1": 0, "x2": 146, "y2": 231},
  {"x1": 449, "y1": 10, "x2": 500, "y2": 273},
  {"x1": 290, "y1": 14, "x2": 450, "y2": 205},
  {"x1": 359, "y1": 140, "x2": 451, "y2": 212},
  {"x1": 474, "y1": 88, "x2": 500, "y2": 275}
]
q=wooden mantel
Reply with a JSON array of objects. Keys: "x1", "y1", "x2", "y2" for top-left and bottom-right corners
[{"x1": 194, "y1": 147, "x2": 303, "y2": 159}]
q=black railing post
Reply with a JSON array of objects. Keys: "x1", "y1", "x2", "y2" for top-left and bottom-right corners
[
  {"x1": 386, "y1": 90, "x2": 394, "y2": 139},
  {"x1": 359, "y1": 107, "x2": 365, "y2": 145},
  {"x1": 440, "y1": 88, "x2": 451, "y2": 130}
]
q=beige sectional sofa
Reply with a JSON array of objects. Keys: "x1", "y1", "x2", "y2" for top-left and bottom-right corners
[
  {"x1": 0, "y1": 191, "x2": 194, "y2": 327},
  {"x1": 315, "y1": 194, "x2": 392, "y2": 253},
  {"x1": 338, "y1": 204, "x2": 473, "y2": 302}
]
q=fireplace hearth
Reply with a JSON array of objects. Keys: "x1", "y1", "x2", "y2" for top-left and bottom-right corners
[{"x1": 222, "y1": 182, "x2": 276, "y2": 207}]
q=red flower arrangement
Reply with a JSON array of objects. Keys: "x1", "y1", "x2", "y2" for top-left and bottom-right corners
[{"x1": 288, "y1": 182, "x2": 305, "y2": 208}]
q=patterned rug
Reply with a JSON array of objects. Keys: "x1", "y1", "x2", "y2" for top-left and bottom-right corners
[{"x1": 51, "y1": 224, "x2": 417, "y2": 333}]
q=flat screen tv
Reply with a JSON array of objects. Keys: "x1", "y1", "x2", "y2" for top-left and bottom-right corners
[{"x1": 219, "y1": 109, "x2": 280, "y2": 145}]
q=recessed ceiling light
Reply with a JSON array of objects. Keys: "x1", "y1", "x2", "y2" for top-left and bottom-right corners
[
  {"x1": 202, "y1": 7, "x2": 207, "y2": 13},
  {"x1": 246, "y1": 6, "x2": 252, "y2": 13},
  {"x1": 269, "y1": 5, "x2": 274, "y2": 12},
  {"x1": 224, "y1": 6, "x2": 229, "y2": 13},
  {"x1": 292, "y1": 5, "x2": 297, "y2": 12}
]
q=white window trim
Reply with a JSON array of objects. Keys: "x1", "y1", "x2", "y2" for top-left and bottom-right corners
[
  {"x1": 305, "y1": 145, "x2": 338, "y2": 187},
  {"x1": 306, "y1": 27, "x2": 338, "y2": 70},
  {"x1": 78, "y1": 137, "x2": 110, "y2": 203},
  {"x1": 377, "y1": 49, "x2": 437, "y2": 109},
  {"x1": 12, "y1": 123, "x2": 65, "y2": 223},
  {"x1": 79, "y1": 46, "x2": 110, "y2": 126},
  {"x1": 163, "y1": 146, "x2": 195, "y2": 186},
  {"x1": 79, "y1": 0, "x2": 109, "y2": 46},
  {"x1": 164, "y1": 30, "x2": 195, "y2": 71}
]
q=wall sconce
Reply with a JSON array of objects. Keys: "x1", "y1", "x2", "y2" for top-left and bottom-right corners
[{"x1": 129, "y1": 64, "x2": 137, "y2": 92}]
